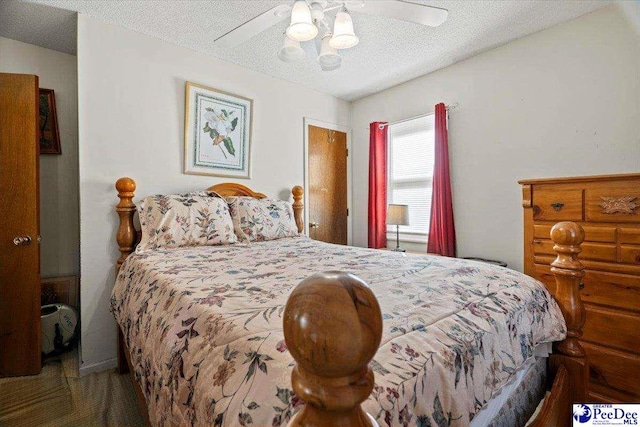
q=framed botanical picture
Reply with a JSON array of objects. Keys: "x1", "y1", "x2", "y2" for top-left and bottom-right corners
[
  {"x1": 184, "y1": 82, "x2": 253, "y2": 178},
  {"x1": 39, "y1": 88, "x2": 61, "y2": 154}
]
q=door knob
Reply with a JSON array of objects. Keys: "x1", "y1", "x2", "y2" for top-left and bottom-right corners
[
  {"x1": 309, "y1": 222, "x2": 319, "y2": 229},
  {"x1": 13, "y1": 235, "x2": 32, "y2": 246}
]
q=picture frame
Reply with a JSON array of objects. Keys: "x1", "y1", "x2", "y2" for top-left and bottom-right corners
[
  {"x1": 38, "y1": 88, "x2": 61, "y2": 155},
  {"x1": 184, "y1": 82, "x2": 253, "y2": 178},
  {"x1": 41, "y1": 275, "x2": 78, "y2": 308}
]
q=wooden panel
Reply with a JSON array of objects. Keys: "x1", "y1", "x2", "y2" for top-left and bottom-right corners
[
  {"x1": 523, "y1": 196, "x2": 535, "y2": 276},
  {"x1": 308, "y1": 125, "x2": 347, "y2": 245},
  {"x1": 0, "y1": 73, "x2": 41, "y2": 376},
  {"x1": 582, "y1": 342, "x2": 640, "y2": 398},
  {"x1": 588, "y1": 381, "x2": 639, "y2": 404},
  {"x1": 533, "y1": 240, "x2": 616, "y2": 263},
  {"x1": 532, "y1": 265, "x2": 640, "y2": 312},
  {"x1": 582, "y1": 304, "x2": 640, "y2": 354},
  {"x1": 41, "y1": 275, "x2": 79, "y2": 308},
  {"x1": 534, "y1": 224, "x2": 616, "y2": 243},
  {"x1": 620, "y1": 245, "x2": 640, "y2": 265},
  {"x1": 533, "y1": 189, "x2": 583, "y2": 221},
  {"x1": 620, "y1": 227, "x2": 640, "y2": 244},
  {"x1": 583, "y1": 226, "x2": 617, "y2": 243},
  {"x1": 520, "y1": 173, "x2": 640, "y2": 186},
  {"x1": 585, "y1": 181, "x2": 640, "y2": 223},
  {"x1": 534, "y1": 256, "x2": 640, "y2": 276},
  {"x1": 527, "y1": 365, "x2": 570, "y2": 427},
  {"x1": 582, "y1": 270, "x2": 640, "y2": 313},
  {"x1": 533, "y1": 264, "x2": 557, "y2": 295}
]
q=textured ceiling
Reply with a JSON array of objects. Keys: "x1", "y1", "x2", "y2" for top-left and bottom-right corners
[
  {"x1": 2, "y1": 0, "x2": 611, "y2": 100},
  {"x1": 0, "y1": 1, "x2": 77, "y2": 55}
]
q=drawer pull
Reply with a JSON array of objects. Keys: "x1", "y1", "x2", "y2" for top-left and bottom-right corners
[
  {"x1": 579, "y1": 283, "x2": 585, "y2": 290},
  {"x1": 551, "y1": 202, "x2": 565, "y2": 212}
]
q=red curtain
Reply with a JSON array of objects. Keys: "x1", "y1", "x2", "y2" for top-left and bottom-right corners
[
  {"x1": 368, "y1": 122, "x2": 388, "y2": 249},
  {"x1": 427, "y1": 103, "x2": 456, "y2": 257}
]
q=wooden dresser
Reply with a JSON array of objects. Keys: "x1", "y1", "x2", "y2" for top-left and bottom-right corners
[{"x1": 520, "y1": 173, "x2": 640, "y2": 403}]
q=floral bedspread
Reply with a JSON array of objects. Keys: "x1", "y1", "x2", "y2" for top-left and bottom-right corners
[{"x1": 111, "y1": 237, "x2": 566, "y2": 427}]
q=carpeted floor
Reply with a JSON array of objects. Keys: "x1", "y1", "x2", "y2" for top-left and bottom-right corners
[{"x1": 0, "y1": 350, "x2": 145, "y2": 426}]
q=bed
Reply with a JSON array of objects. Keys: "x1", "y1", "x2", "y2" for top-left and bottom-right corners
[{"x1": 112, "y1": 177, "x2": 588, "y2": 427}]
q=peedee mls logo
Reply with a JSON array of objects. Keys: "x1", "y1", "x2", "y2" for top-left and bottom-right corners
[{"x1": 573, "y1": 404, "x2": 640, "y2": 426}]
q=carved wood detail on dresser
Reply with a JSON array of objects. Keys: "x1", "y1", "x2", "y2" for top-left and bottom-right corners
[{"x1": 520, "y1": 173, "x2": 640, "y2": 403}]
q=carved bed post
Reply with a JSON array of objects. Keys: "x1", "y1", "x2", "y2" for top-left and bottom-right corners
[
  {"x1": 549, "y1": 221, "x2": 588, "y2": 404},
  {"x1": 115, "y1": 177, "x2": 137, "y2": 273},
  {"x1": 292, "y1": 186, "x2": 304, "y2": 234},
  {"x1": 115, "y1": 177, "x2": 136, "y2": 375},
  {"x1": 283, "y1": 272, "x2": 382, "y2": 427}
]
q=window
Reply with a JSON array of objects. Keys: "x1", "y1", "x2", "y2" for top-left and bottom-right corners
[{"x1": 387, "y1": 115, "x2": 435, "y2": 242}]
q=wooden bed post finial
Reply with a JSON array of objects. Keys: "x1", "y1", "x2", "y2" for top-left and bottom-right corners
[
  {"x1": 292, "y1": 186, "x2": 304, "y2": 234},
  {"x1": 549, "y1": 221, "x2": 588, "y2": 404},
  {"x1": 550, "y1": 221, "x2": 586, "y2": 358},
  {"x1": 283, "y1": 272, "x2": 382, "y2": 427},
  {"x1": 115, "y1": 177, "x2": 137, "y2": 272}
]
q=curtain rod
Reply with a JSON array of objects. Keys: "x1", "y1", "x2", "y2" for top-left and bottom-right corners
[{"x1": 378, "y1": 102, "x2": 458, "y2": 129}]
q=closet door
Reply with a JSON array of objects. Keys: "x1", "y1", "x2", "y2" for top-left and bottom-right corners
[{"x1": 0, "y1": 73, "x2": 41, "y2": 376}]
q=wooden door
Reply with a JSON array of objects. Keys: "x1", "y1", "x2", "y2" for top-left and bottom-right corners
[
  {"x1": 0, "y1": 73, "x2": 41, "y2": 376},
  {"x1": 308, "y1": 125, "x2": 348, "y2": 245}
]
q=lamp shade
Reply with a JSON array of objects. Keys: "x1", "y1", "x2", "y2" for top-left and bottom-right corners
[
  {"x1": 387, "y1": 204, "x2": 409, "y2": 226},
  {"x1": 278, "y1": 35, "x2": 305, "y2": 62},
  {"x1": 330, "y1": 7, "x2": 359, "y2": 49},
  {"x1": 316, "y1": 34, "x2": 342, "y2": 71},
  {"x1": 286, "y1": 0, "x2": 318, "y2": 42}
]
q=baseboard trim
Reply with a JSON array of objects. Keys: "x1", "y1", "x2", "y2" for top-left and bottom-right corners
[{"x1": 79, "y1": 357, "x2": 117, "y2": 376}]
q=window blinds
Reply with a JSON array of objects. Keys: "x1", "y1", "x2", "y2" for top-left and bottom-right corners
[{"x1": 387, "y1": 115, "x2": 435, "y2": 235}]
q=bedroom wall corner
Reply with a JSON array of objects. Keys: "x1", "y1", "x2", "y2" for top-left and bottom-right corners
[
  {"x1": 76, "y1": 14, "x2": 352, "y2": 373},
  {"x1": 350, "y1": 4, "x2": 640, "y2": 270}
]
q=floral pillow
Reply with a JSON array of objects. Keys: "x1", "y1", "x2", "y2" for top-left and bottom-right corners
[
  {"x1": 136, "y1": 192, "x2": 237, "y2": 252},
  {"x1": 226, "y1": 196, "x2": 299, "y2": 242}
]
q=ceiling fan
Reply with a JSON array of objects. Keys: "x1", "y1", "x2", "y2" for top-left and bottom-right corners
[{"x1": 214, "y1": 1, "x2": 448, "y2": 71}]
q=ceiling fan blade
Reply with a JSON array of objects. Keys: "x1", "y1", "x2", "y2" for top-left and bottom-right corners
[
  {"x1": 214, "y1": 4, "x2": 291, "y2": 49},
  {"x1": 351, "y1": 1, "x2": 448, "y2": 27}
]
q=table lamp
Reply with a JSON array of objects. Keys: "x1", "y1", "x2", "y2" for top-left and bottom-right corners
[{"x1": 387, "y1": 204, "x2": 409, "y2": 252}]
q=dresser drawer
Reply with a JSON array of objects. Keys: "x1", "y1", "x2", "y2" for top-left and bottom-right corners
[
  {"x1": 585, "y1": 182, "x2": 640, "y2": 223},
  {"x1": 533, "y1": 189, "x2": 584, "y2": 221},
  {"x1": 532, "y1": 240, "x2": 616, "y2": 263},
  {"x1": 535, "y1": 266, "x2": 640, "y2": 313},
  {"x1": 620, "y1": 228, "x2": 640, "y2": 244},
  {"x1": 621, "y1": 245, "x2": 640, "y2": 265},
  {"x1": 533, "y1": 224, "x2": 616, "y2": 243},
  {"x1": 583, "y1": 342, "x2": 640, "y2": 398},
  {"x1": 588, "y1": 381, "x2": 639, "y2": 404},
  {"x1": 582, "y1": 304, "x2": 640, "y2": 354}
]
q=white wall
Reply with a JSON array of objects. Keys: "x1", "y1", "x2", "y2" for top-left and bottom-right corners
[
  {"x1": 77, "y1": 15, "x2": 351, "y2": 373},
  {"x1": 0, "y1": 37, "x2": 79, "y2": 278},
  {"x1": 351, "y1": 5, "x2": 640, "y2": 269}
]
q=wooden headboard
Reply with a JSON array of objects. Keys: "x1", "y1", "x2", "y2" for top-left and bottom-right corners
[{"x1": 114, "y1": 177, "x2": 304, "y2": 272}]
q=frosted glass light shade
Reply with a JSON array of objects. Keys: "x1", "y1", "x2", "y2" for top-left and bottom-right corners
[
  {"x1": 287, "y1": 1, "x2": 318, "y2": 42},
  {"x1": 278, "y1": 35, "x2": 305, "y2": 62},
  {"x1": 317, "y1": 35, "x2": 341, "y2": 71},
  {"x1": 330, "y1": 8, "x2": 359, "y2": 49}
]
